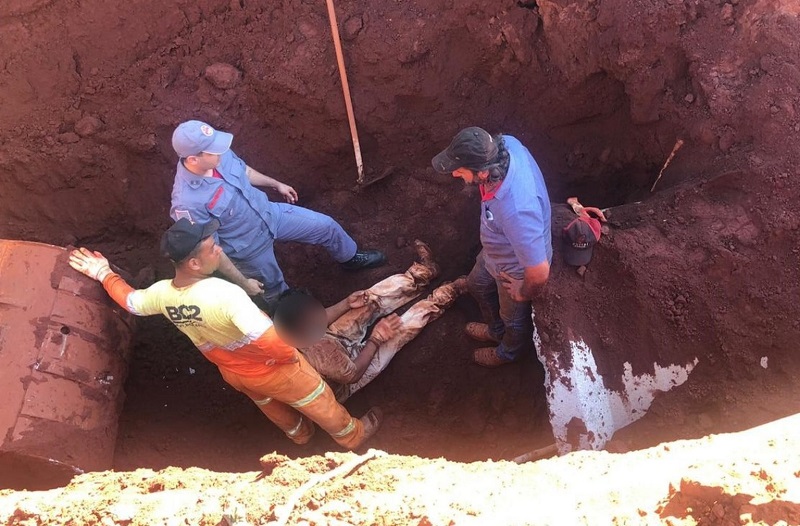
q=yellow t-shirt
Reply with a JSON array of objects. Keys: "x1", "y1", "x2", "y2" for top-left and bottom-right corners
[{"x1": 125, "y1": 277, "x2": 295, "y2": 376}]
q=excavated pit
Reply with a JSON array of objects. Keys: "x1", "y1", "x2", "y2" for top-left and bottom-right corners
[{"x1": 2, "y1": 0, "x2": 800, "y2": 507}]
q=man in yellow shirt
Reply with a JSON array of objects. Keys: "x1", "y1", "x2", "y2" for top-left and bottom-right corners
[{"x1": 68, "y1": 218, "x2": 382, "y2": 450}]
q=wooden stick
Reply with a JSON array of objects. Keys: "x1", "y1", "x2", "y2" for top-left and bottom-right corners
[
  {"x1": 324, "y1": 0, "x2": 365, "y2": 184},
  {"x1": 512, "y1": 443, "x2": 559, "y2": 464},
  {"x1": 650, "y1": 139, "x2": 685, "y2": 192},
  {"x1": 273, "y1": 449, "x2": 385, "y2": 526}
]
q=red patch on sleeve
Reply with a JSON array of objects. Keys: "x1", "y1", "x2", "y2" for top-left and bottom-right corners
[{"x1": 208, "y1": 187, "x2": 224, "y2": 210}]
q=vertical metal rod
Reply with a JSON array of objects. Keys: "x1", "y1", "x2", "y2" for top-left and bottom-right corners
[{"x1": 324, "y1": 0, "x2": 365, "y2": 184}]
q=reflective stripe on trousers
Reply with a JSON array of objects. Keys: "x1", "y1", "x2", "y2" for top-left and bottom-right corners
[
  {"x1": 289, "y1": 379, "x2": 326, "y2": 408},
  {"x1": 331, "y1": 417, "x2": 356, "y2": 438},
  {"x1": 287, "y1": 378, "x2": 357, "y2": 441},
  {"x1": 218, "y1": 356, "x2": 365, "y2": 449},
  {"x1": 253, "y1": 396, "x2": 273, "y2": 406},
  {"x1": 286, "y1": 417, "x2": 306, "y2": 437}
]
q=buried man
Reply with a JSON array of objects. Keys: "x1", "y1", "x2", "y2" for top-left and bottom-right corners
[
  {"x1": 269, "y1": 240, "x2": 467, "y2": 401},
  {"x1": 68, "y1": 219, "x2": 381, "y2": 449},
  {"x1": 170, "y1": 120, "x2": 386, "y2": 302},
  {"x1": 432, "y1": 127, "x2": 552, "y2": 367}
]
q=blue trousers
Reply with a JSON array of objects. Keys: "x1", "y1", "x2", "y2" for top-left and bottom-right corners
[
  {"x1": 467, "y1": 251, "x2": 533, "y2": 362},
  {"x1": 231, "y1": 203, "x2": 358, "y2": 301}
]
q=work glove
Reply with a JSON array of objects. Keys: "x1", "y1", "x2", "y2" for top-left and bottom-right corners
[
  {"x1": 69, "y1": 247, "x2": 113, "y2": 282},
  {"x1": 369, "y1": 314, "x2": 402, "y2": 345},
  {"x1": 347, "y1": 290, "x2": 370, "y2": 309}
]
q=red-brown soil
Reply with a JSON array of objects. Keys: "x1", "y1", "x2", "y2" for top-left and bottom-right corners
[
  {"x1": 2, "y1": 416, "x2": 798, "y2": 525},
  {"x1": 1, "y1": 0, "x2": 800, "y2": 521}
]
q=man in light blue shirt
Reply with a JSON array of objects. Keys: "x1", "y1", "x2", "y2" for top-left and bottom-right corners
[
  {"x1": 170, "y1": 120, "x2": 386, "y2": 301},
  {"x1": 432, "y1": 127, "x2": 551, "y2": 367}
]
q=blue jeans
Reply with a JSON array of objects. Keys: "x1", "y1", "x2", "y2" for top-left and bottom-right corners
[
  {"x1": 467, "y1": 251, "x2": 533, "y2": 362},
  {"x1": 232, "y1": 203, "x2": 358, "y2": 301}
]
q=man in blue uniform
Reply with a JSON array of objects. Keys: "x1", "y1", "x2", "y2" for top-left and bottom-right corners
[
  {"x1": 432, "y1": 127, "x2": 552, "y2": 367},
  {"x1": 170, "y1": 120, "x2": 386, "y2": 301}
]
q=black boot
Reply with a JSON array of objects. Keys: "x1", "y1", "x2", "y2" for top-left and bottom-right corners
[{"x1": 341, "y1": 249, "x2": 387, "y2": 270}]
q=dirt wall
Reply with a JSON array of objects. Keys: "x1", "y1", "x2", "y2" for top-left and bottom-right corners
[
  {"x1": 1, "y1": 0, "x2": 797, "y2": 255},
  {"x1": 1, "y1": 0, "x2": 799, "y2": 475},
  {"x1": 6, "y1": 0, "x2": 794, "y2": 246}
]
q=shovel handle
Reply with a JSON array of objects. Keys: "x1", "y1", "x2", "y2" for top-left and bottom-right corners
[{"x1": 325, "y1": 0, "x2": 365, "y2": 184}]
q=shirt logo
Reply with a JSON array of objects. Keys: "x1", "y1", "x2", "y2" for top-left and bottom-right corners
[
  {"x1": 572, "y1": 235, "x2": 589, "y2": 249},
  {"x1": 166, "y1": 305, "x2": 204, "y2": 327},
  {"x1": 200, "y1": 124, "x2": 214, "y2": 137},
  {"x1": 174, "y1": 209, "x2": 193, "y2": 222}
]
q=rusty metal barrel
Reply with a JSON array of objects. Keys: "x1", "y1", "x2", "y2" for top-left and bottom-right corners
[{"x1": 0, "y1": 240, "x2": 134, "y2": 490}]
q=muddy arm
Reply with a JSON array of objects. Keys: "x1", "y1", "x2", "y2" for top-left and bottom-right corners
[
  {"x1": 521, "y1": 261, "x2": 550, "y2": 299},
  {"x1": 500, "y1": 262, "x2": 550, "y2": 301},
  {"x1": 347, "y1": 340, "x2": 380, "y2": 384},
  {"x1": 325, "y1": 297, "x2": 354, "y2": 325},
  {"x1": 346, "y1": 315, "x2": 400, "y2": 383}
]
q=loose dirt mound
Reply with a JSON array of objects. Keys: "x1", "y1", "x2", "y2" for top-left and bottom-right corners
[{"x1": 2, "y1": 416, "x2": 798, "y2": 525}]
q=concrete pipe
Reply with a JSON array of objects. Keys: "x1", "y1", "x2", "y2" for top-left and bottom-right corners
[{"x1": 0, "y1": 240, "x2": 134, "y2": 490}]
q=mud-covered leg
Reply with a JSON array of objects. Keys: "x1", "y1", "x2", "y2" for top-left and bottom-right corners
[
  {"x1": 345, "y1": 276, "x2": 467, "y2": 397},
  {"x1": 327, "y1": 240, "x2": 440, "y2": 342}
]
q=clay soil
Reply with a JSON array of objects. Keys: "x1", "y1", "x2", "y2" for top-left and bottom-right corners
[
  {"x1": 2, "y1": 416, "x2": 799, "y2": 525},
  {"x1": 1, "y1": 0, "x2": 800, "y2": 523}
]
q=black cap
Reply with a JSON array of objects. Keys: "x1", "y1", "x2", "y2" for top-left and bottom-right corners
[
  {"x1": 160, "y1": 218, "x2": 220, "y2": 262},
  {"x1": 431, "y1": 127, "x2": 499, "y2": 173},
  {"x1": 562, "y1": 217, "x2": 601, "y2": 267}
]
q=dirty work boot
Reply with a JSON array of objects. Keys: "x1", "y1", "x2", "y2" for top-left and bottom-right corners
[
  {"x1": 408, "y1": 239, "x2": 440, "y2": 284},
  {"x1": 428, "y1": 275, "x2": 468, "y2": 308},
  {"x1": 413, "y1": 239, "x2": 438, "y2": 271},
  {"x1": 341, "y1": 249, "x2": 387, "y2": 270},
  {"x1": 464, "y1": 322, "x2": 501, "y2": 343},
  {"x1": 355, "y1": 407, "x2": 383, "y2": 448},
  {"x1": 473, "y1": 347, "x2": 514, "y2": 368}
]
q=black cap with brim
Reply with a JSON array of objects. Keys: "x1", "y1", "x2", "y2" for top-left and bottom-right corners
[
  {"x1": 431, "y1": 127, "x2": 499, "y2": 174},
  {"x1": 200, "y1": 219, "x2": 219, "y2": 238},
  {"x1": 161, "y1": 218, "x2": 220, "y2": 262},
  {"x1": 431, "y1": 149, "x2": 461, "y2": 173}
]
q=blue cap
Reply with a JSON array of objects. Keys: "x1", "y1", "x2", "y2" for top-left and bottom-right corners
[{"x1": 172, "y1": 120, "x2": 233, "y2": 158}]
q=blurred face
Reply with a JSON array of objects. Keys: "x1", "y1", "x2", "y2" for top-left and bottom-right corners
[
  {"x1": 452, "y1": 168, "x2": 488, "y2": 185},
  {"x1": 275, "y1": 301, "x2": 328, "y2": 349}
]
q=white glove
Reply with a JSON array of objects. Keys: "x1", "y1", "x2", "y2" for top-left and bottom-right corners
[{"x1": 69, "y1": 248, "x2": 113, "y2": 282}]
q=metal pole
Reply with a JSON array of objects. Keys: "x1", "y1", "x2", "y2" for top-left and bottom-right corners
[{"x1": 324, "y1": 0, "x2": 365, "y2": 184}]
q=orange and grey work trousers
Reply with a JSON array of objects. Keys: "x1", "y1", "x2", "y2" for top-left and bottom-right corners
[{"x1": 219, "y1": 354, "x2": 365, "y2": 449}]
